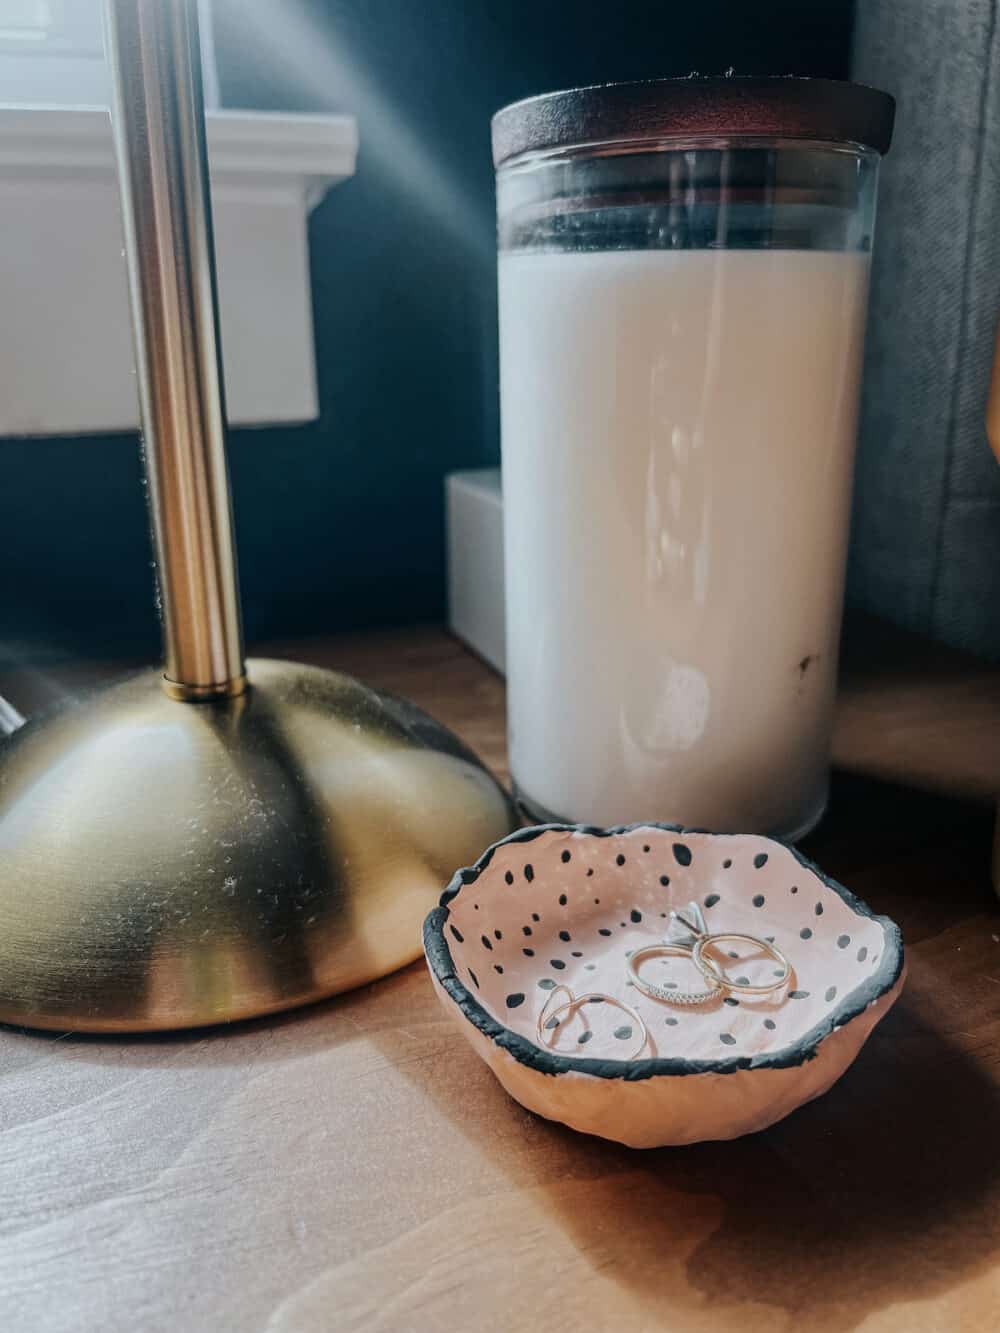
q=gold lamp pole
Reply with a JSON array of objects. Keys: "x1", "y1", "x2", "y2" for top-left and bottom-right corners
[
  {"x1": 106, "y1": 0, "x2": 246, "y2": 704},
  {"x1": 0, "y1": 0, "x2": 516, "y2": 1032}
]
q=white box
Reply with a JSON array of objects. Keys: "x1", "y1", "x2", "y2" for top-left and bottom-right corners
[{"x1": 446, "y1": 468, "x2": 506, "y2": 674}]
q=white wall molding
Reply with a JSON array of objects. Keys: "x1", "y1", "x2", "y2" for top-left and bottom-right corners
[
  {"x1": 0, "y1": 106, "x2": 357, "y2": 187},
  {"x1": 0, "y1": 105, "x2": 358, "y2": 435}
]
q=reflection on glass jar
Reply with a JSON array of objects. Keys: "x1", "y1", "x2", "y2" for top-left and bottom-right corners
[{"x1": 493, "y1": 79, "x2": 893, "y2": 837}]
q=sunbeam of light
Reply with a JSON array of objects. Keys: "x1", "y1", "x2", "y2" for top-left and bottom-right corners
[{"x1": 234, "y1": 1, "x2": 494, "y2": 263}]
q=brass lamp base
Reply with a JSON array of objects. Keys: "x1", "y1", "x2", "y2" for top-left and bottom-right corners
[{"x1": 0, "y1": 659, "x2": 516, "y2": 1032}]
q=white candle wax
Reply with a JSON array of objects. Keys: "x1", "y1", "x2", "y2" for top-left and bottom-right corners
[{"x1": 498, "y1": 247, "x2": 870, "y2": 835}]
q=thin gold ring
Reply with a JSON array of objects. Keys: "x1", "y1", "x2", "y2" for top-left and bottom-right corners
[
  {"x1": 692, "y1": 933, "x2": 792, "y2": 995},
  {"x1": 627, "y1": 944, "x2": 723, "y2": 1006},
  {"x1": 536, "y1": 984, "x2": 648, "y2": 1060}
]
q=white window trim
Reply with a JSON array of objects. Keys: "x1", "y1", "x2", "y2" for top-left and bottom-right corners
[{"x1": 0, "y1": 105, "x2": 358, "y2": 435}]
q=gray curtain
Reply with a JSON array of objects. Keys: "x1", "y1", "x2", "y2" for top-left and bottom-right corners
[{"x1": 850, "y1": 0, "x2": 1000, "y2": 659}]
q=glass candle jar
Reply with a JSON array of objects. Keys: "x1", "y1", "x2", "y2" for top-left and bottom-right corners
[{"x1": 493, "y1": 77, "x2": 894, "y2": 838}]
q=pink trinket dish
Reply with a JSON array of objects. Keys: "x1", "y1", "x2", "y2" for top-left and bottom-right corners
[{"x1": 423, "y1": 824, "x2": 905, "y2": 1147}]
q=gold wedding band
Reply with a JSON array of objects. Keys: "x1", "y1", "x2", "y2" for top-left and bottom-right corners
[{"x1": 692, "y1": 933, "x2": 792, "y2": 995}]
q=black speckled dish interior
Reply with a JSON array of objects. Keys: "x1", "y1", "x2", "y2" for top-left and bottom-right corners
[{"x1": 424, "y1": 824, "x2": 904, "y2": 1080}]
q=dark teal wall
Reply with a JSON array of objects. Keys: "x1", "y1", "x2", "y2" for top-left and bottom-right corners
[{"x1": 0, "y1": 0, "x2": 852, "y2": 666}]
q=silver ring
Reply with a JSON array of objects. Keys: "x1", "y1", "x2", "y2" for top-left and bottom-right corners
[
  {"x1": 627, "y1": 944, "x2": 723, "y2": 1006},
  {"x1": 692, "y1": 933, "x2": 791, "y2": 995}
]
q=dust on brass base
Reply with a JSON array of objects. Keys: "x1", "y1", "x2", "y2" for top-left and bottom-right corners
[{"x1": 0, "y1": 659, "x2": 517, "y2": 1032}]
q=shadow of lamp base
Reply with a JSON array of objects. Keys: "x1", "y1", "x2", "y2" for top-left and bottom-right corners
[{"x1": 0, "y1": 658, "x2": 516, "y2": 1032}]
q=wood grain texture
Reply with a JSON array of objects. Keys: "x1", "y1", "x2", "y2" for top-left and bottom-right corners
[{"x1": 1, "y1": 625, "x2": 999, "y2": 1333}]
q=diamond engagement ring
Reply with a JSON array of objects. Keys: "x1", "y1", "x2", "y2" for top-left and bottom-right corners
[
  {"x1": 626, "y1": 901, "x2": 793, "y2": 1005},
  {"x1": 628, "y1": 943, "x2": 725, "y2": 1006}
]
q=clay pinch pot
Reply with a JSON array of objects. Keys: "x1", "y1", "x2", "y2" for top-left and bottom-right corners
[{"x1": 423, "y1": 824, "x2": 905, "y2": 1148}]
